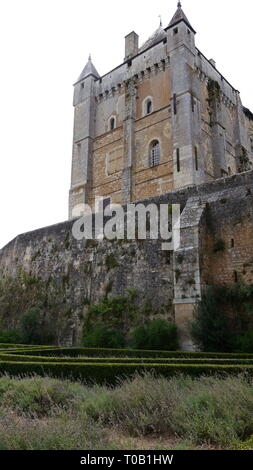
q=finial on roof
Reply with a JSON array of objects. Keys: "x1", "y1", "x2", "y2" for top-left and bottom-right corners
[
  {"x1": 177, "y1": 1, "x2": 182, "y2": 8},
  {"x1": 158, "y1": 15, "x2": 162, "y2": 27}
]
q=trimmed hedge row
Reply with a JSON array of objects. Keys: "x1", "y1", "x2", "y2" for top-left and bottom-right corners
[
  {"x1": 0, "y1": 344, "x2": 57, "y2": 351},
  {"x1": 0, "y1": 361, "x2": 252, "y2": 384},
  {"x1": 1, "y1": 353, "x2": 253, "y2": 365},
  {"x1": 4, "y1": 346, "x2": 253, "y2": 359}
]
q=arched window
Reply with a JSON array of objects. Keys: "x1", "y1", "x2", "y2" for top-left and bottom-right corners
[
  {"x1": 109, "y1": 117, "x2": 116, "y2": 131},
  {"x1": 142, "y1": 97, "x2": 153, "y2": 116},
  {"x1": 150, "y1": 140, "x2": 160, "y2": 167},
  {"x1": 146, "y1": 99, "x2": 152, "y2": 115}
]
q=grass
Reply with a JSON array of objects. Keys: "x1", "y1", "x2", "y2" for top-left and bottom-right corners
[{"x1": 0, "y1": 373, "x2": 252, "y2": 450}]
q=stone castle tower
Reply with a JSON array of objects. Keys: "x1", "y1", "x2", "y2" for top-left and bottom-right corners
[{"x1": 69, "y1": 2, "x2": 253, "y2": 219}]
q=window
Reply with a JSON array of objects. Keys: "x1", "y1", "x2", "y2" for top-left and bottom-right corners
[
  {"x1": 143, "y1": 97, "x2": 153, "y2": 116},
  {"x1": 176, "y1": 148, "x2": 180, "y2": 172},
  {"x1": 228, "y1": 167, "x2": 231, "y2": 176},
  {"x1": 150, "y1": 140, "x2": 160, "y2": 167},
  {"x1": 173, "y1": 27, "x2": 178, "y2": 35},
  {"x1": 81, "y1": 82, "x2": 84, "y2": 89},
  {"x1": 109, "y1": 117, "x2": 116, "y2": 131},
  {"x1": 146, "y1": 100, "x2": 152, "y2": 115},
  {"x1": 231, "y1": 239, "x2": 234, "y2": 248},
  {"x1": 195, "y1": 147, "x2": 198, "y2": 171},
  {"x1": 251, "y1": 138, "x2": 253, "y2": 153},
  {"x1": 173, "y1": 93, "x2": 177, "y2": 115},
  {"x1": 234, "y1": 271, "x2": 238, "y2": 283}
]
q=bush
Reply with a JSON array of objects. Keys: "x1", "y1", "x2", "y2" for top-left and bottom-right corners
[
  {"x1": 5, "y1": 345, "x2": 253, "y2": 359},
  {"x1": 190, "y1": 284, "x2": 253, "y2": 352},
  {"x1": 189, "y1": 288, "x2": 235, "y2": 352},
  {"x1": 0, "y1": 330, "x2": 22, "y2": 344},
  {"x1": 130, "y1": 325, "x2": 147, "y2": 350},
  {"x1": 131, "y1": 319, "x2": 178, "y2": 351},
  {"x1": 0, "y1": 361, "x2": 253, "y2": 385},
  {"x1": 236, "y1": 330, "x2": 253, "y2": 353},
  {"x1": 82, "y1": 327, "x2": 125, "y2": 349},
  {"x1": 20, "y1": 309, "x2": 42, "y2": 345}
]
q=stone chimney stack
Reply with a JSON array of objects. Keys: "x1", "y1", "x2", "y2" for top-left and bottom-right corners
[{"x1": 124, "y1": 31, "x2": 139, "y2": 61}]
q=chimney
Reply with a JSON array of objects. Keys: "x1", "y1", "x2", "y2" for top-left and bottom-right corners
[{"x1": 125, "y1": 31, "x2": 139, "y2": 61}]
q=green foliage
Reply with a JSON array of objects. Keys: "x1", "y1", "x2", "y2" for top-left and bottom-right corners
[
  {"x1": 236, "y1": 435, "x2": 253, "y2": 450},
  {"x1": 20, "y1": 309, "x2": 54, "y2": 345},
  {"x1": 238, "y1": 146, "x2": 252, "y2": 173},
  {"x1": 235, "y1": 330, "x2": 253, "y2": 353},
  {"x1": 189, "y1": 284, "x2": 253, "y2": 352},
  {"x1": 83, "y1": 291, "x2": 153, "y2": 341},
  {"x1": 0, "y1": 374, "x2": 252, "y2": 449},
  {"x1": 0, "y1": 270, "x2": 80, "y2": 345},
  {"x1": 20, "y1": 309, "x2": 42, "y2": 345},
  {"x1": 5, "y1": 345, "x2": 253, "y2": 359},
  {"x1": 190, "y1": 288, "x2": 234, "y2": 352},
  {"x1": 83, "y1": 327, "x2": 125, "y2": 349},
  {"x1": 0, "y1": 330, "x2": 22, "y2": 344},
  {"x1": 131, "y1": 326, "x2": 147, "y2": 350},
  {"x1": 0, "y1": 360, "x2": 253, "y2": 385},
  {"x1": 131, "y1": 319, "x2": 178, "y2": 351}
]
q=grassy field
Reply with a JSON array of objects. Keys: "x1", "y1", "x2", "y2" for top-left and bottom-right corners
[
  {"x1": 0, "y1": 344, "x2": 252, "y2": 450},
  {"x1": 0, "y1": 373, "x2": 252, "y2": 450}
]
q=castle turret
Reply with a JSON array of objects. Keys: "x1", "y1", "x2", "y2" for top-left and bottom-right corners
[
  {"x1": 165, "y1": 2, "x2": 201, "y2": 189},
  {"x1": 69, "y1": 56, "x2": 100, "y2": 219}
]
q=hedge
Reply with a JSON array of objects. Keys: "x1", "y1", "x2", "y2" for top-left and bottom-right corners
[
  {"x1": 0, "y1": 361, "x2": 253, "y2": 384},
  {"x1": 1, "y1": 353, "x2": 253, "y2": 365},
  {"x1": 4, "y1": 346, "x2": 253, "y2": 359},
  {"x1": 0, "y1": 344, "x2": 57, "y2": 351}
]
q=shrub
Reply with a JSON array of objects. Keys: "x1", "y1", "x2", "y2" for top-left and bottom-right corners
[
  {"x1": 130, "y1": 326, "x2": 147, "y2": 350},
  {"x1": 236, "y1": 330, "x2": 253, "y2": 353},
  {"x1": 82, "y1": 327, "x2": 125, "y2": 349},
  {"x1": 190, "y1": 284, "x2": 253, "y2": 352},
  {"x1": 20, "y1": 309, "x2": 42, "y2": 345},
  {"x1": 131, "y1": 319, "x2": 178, "y2": 351},
  {"x1": 0, "y1": 330, "x2": 22, "y2": 344},
  {"x1": 189, "y1": 288, "x2": 235, "y2": 352}
]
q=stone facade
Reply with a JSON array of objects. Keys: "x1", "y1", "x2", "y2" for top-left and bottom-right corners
[
  {"x1": 2, "y1": 171, "x2": 253, "y2": 348},
  {"x1": 69, "y1": 3, "x2": 253, "y2": 219},
  {"x1": 1, "y1": 3, "x2": 253, "y2": 350}
]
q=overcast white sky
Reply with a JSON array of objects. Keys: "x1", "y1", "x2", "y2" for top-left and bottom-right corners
[{"x1": 0, "y1": 0, "x2": 252, "y2": 249}]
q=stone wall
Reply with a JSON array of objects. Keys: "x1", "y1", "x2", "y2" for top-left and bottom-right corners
[{"x1": 1, "y1": 171, "x2": 253, "y2": 348}]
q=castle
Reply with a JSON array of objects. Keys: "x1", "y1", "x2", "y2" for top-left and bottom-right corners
[
  {"x1": 0, "y1": 3, "x2": 253, "y2": 349},
  {"x1": 69, "y1": 2, "x2": 253, "y2": 219}
]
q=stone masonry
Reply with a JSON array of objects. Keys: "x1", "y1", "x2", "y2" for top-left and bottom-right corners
[
  {"x1": 2, "y1": 171, "x2": 253, "y2": 349},
  {"x1": 69, "y1": 2, "x2": 253, "y2": 219}
]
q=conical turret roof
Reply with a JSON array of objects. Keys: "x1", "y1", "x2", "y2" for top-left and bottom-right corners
[
  {"x1": 75, "y1": 55, "x2": 100, "y2": 84},
  {"x1": 167, "y1": 2, "x2": 196, "y2": 34}
]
